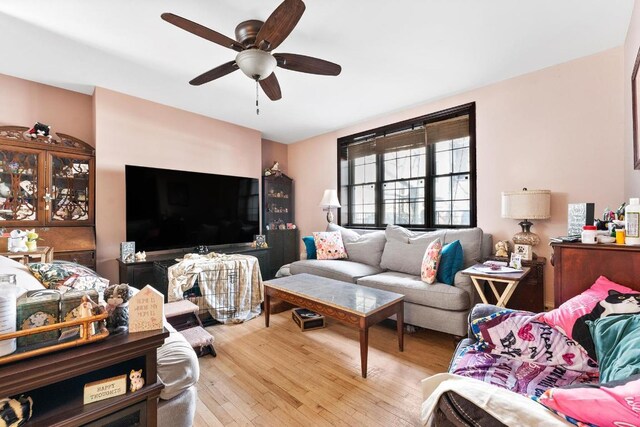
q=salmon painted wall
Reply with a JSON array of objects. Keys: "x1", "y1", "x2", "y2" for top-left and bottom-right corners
[
  {"x1": 0, "y1": 73, "x2": 94, "y2": 145},
  {"x1": 261, "y1": 138, "x2": 288, "y2": 175},
  {"x1": 625, "y1": 0, "x2": 640, "y2": 200},
  {"x1": 94, "y1": 87, "x2": 262, "y2": 282},
  {"x1": 288, "y1": 48, "x2": 625, "y2": 308}
]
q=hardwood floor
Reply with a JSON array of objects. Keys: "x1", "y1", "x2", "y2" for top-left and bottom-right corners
[{"x1": 194, "y1": 310, "x2": 455, "y2": 426}]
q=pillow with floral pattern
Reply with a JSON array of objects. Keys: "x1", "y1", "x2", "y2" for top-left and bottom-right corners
[
  {"x1": 28, "y1": 261, "x2": 109, "y2": 293},
  {"x1": 313, "y1": 231, "x2": 348, "y2": 260},
  {"x1": 421, "y1": 238, "x2": 442, "y2": 284}
]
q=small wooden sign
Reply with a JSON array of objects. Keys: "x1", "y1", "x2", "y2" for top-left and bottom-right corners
[
  {"x1": 128, "y1": 285, "x2": 164, "y2": 333},
  {"x1": 83, "y1": 374, "x2": 126, "y2": 404}
]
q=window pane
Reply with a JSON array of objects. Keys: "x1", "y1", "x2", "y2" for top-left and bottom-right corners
[
  {"x1": 365, "y1": 163, "x2": 376, "y2": 182},
  {"x1": 452, "y1": 174, "x2": 470, "y2": 200},
  {"x1": 383, "y1": 183, "x2": 395, "y2": 201},
  {"x1": 354, "y1": 165, "x2": 365, "y2": 184},
  {"x1": 434, "y1": 140, "x2": 452, "y2": 152},
  {"x1": 453, "y1": 136, "x2": 470, "y2": 149},
  {"x1": 410, "y1": 202, "x2": 424, "y2": 224},
  {"x1": 434, "y1": 177, "x2": 451, "y2": 200},
  {"x1": 411, "y1": 146, "x2": 426, "y2": 156},
  {"x1": 396, "y1": 202, "x2": 409, "y2": 224},
  {"x1": 355, "y1": 157, "x2": 364, "y2": 166},
  {"x1": 363, "y1": 185, "x2": 375, "y2": 204},
  {"x1": 411, "y1": 154, "x2": 426, "y2": 178},
  {"x1": 396, "y1": 148, "x2": 410, "y2": 158},
  {"x1": 354, "y1": 185, "x2": 363, "y2": 203},
  {"x1": 384, "y1": 160, "x2": 396, "y2": 180},
  {"x1": 397, "y1": 156, "x2": 410, "y2": 179},
  {"x1": 364, "y1": 154, "x2": 376, "y2": 164},
  {"x1": 384, "y1": 151, "x2": 396, "y2": 160},
  {"x1": 452, "y1": 148, "x2": 469, "y2": 173},
  {"x1": 384, "y1": 203, "x2": 395, "y2": 224},
  {"x1": 435, "y1": 151, "x2": 451, "y2": 175},
  {"x1": 396, "y1": 180, "x2": 409, "y2": 198}
]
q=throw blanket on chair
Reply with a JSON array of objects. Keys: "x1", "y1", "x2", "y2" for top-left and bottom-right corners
[{"x1": 449, "y1": 310, "x2": 598, "y2": 397}]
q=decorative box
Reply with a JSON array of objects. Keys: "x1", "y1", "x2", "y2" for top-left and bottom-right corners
[
  {"x1": 17, "y1": 291, "x2": 60, "y2": 348},
  {"x1": 61, "y1": 289, "x2": 99, "y2": 335},
  {"x1": 292, "y1": 308, "x2": 325, "y2": 331}
]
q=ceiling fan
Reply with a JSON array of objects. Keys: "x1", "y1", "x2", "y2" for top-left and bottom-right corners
[{"x1": 161, "y1": 0, "x2": 342, "y2": 110}]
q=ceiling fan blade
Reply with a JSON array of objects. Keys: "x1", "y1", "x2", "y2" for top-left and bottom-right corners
[
  {"x1": 161, "y1": 13, "x2": 244, "y2": 52},
  {"x1": 190, "y1": 61, "x2": 239, "y2": 86},
  {"x1": 274, "y1": 53, "x2": 341, "y2": 76},
  {"x1": 256, "y1": 0, "x2": 305, "y2": 51},
  {"x1": 259, "y1": 73, "x2": 282, "y2": 100}
]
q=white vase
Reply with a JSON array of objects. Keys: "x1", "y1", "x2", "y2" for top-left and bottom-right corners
[{"x1": 0, "y1": 281, "x2": 18, "y2": 357}]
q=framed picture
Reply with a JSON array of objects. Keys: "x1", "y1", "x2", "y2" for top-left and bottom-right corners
[
  {"x1": 120, "y1": 241, "x2": 135, "y2": 263},
  {"x1": 514, "y1": 243, "x2": 532, "y2": 261},
  {"x1": 632, "y1": 45, "x2": 640, "y2": 170},
  {"x1": 509, "y1": 253, "x2": 522, "y2": 270},
  {"x1": 254, "y1": 234, "x2": 266, "y2": 248}
]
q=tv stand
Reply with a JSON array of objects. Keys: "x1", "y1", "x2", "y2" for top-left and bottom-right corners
[{"x1": 117, "y1": 244, "x2": 271, "y2": 301}]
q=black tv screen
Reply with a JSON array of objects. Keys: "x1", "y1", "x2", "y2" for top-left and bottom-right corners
[{"x1": 125, "y1": 165, "x2": 259, "y2": 252}]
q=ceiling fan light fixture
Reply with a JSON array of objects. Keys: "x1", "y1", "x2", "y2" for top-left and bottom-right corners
[{"x1": 235, "y1": 49, "x2": 277, "y2": 81}]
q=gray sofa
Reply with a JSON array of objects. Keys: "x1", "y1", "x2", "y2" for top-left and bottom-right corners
[{"x1": 289, "y1": 224, "x2": 492, "y2": 337}]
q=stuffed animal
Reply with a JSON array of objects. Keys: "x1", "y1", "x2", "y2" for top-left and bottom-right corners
[
  {"x1": 134, "y1": 251, "x2": 146, "y2": 261},
  {"x1": 8, "y1": 230, "x2": 28, "y2": 253},
  {"x1": 0, "y1": 395, "x2": 33, "y2": 427},
  {"x1": 494, "y1": 240, "x2": 510, "y2": 258},
  {"x1": 27, "y1": 122, "x2": 51, "y2": 139},
  {"x1": 129, "y1": 369, "x2": 144, "y2": 392},
  {"x1": 103, "y1": 284, "x2": 132, "y2": 334}
]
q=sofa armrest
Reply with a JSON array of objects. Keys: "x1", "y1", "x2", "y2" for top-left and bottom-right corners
[{"x1": 452, "y1": 271, "x2": 478, "y2": 309}]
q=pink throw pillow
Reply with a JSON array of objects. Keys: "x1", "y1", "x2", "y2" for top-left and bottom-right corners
[
  {"x1": 534, "y1": 374, "x2": 640, "y2": 427},
  {"x1": 313, "y1": 231, "x2": 347, "y2": 260},
  {"x1": 421, "y1": 238, "x2": 442, "y2": 284}
]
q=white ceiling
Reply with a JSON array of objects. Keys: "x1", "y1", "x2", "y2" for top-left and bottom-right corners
[{"x1": 0, "y1": 1, "x2": 634, "y2": 143}]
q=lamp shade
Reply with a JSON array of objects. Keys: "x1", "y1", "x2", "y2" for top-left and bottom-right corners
[
  {"x1": 319, "y1": 189, "x2": 341, "y2": 208},
  {"x1": 235, "y1": 49, "x2": 277, "y2": 81},
  {"x1": 501, "y1": 189, "x2": 551, "y2": 220}
]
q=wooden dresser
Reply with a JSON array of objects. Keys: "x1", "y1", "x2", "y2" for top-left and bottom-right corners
[{"x1": 551, "y1": 242, "x2": 640, "y2": 307}]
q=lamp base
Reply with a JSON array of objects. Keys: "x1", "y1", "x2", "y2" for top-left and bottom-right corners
[
  {"x1": 512, "y1": 219, "x2": 540, "y2": 246},
  {"x1": 326, "y1": 210, "x2": 334, "y2": 224}
]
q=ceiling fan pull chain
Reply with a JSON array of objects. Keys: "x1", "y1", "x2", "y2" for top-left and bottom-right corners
[{"x1": 256, "y1": 79, "x2": 260, "y2": 115}]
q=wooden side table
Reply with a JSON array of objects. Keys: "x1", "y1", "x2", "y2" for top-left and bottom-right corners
[
  {"x1": 462, "y1": 265, "x2": 531, "y2": 308},
  {"x1": 0, "y1": 246, "x2": 54, "y2": 264}
]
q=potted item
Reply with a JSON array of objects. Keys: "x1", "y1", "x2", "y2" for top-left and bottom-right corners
[{"x1": 25, "y1": 230, "x2": 40, "y2": 252}]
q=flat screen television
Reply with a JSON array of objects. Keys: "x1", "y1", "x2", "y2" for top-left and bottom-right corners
[{"x1": 125, "y1": 165, "x2": 259, "y2": 252}]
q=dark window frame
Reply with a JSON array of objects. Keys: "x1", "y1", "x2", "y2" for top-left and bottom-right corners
[{"x1": 337, "y1": 102, "x2": 477, "y2": 230}]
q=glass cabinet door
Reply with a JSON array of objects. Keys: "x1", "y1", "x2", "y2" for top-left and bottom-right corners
[
  {"x1": 48, "y1": 153, "x2": 94, "y2": 224},
  {"x1": 0, "y1": 148, "x2": 41, "y2": 224}
]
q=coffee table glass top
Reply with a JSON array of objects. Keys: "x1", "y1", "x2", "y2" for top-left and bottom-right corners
[{"x1": 265, "y1": 273, "x2": 404, "y2": 315}]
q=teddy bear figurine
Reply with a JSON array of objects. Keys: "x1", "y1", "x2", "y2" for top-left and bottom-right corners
[{"x1": 494, "y1": 240, "x2": 510, "y2": 258}]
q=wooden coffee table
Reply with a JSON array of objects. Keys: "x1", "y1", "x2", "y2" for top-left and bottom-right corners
[{"x1": 263, "y1": 273, "x2": 404, "y2": 378}]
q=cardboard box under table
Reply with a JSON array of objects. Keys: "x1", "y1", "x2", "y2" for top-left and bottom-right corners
[
  {"x1": 292, "y1": 308, "x2": 325, "y2": 331},
  {"x1": 17, "y1": 291, "x2": 60, "y2": 348}
]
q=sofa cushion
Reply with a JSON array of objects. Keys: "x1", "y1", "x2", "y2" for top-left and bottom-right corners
[
  {"x1": 437, "y1": 240, "x2": 464, "y2": 285},
  {"x1": 380, "y1": 225, "x2": 445, "y2": 275},
  {"x1": 357, "y1": 271, "x2": 470, "y2": 311},
  {"x1": 443, "y1": 228, "x2": 483, "y2": 268},
  {"x1": 327, "y1": 224, "x2": 386, "y2": 267},
  {"x1": 302, "y1": 236, "x2": 317, "y2": 259},
  {"x1": 290, "y1": 259, "x2": 383, "y2": 284},
  {"x1": 313, "y1": 231, "x2": 347, "y2": 260}
]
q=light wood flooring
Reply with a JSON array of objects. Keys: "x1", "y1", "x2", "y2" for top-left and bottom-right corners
[{"x1": 193, "y1": 310, "x2": 455, "y2": 426}]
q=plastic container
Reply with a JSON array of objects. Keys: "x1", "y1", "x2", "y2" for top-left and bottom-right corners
[
  {"x1": 581, "y1": 225, "x2": 598, "y2": 244},
  {"x1": 0, "y1": 274, "x2": 18, "y2": 357},
  {"x1": 625, "y1": 197, "x2": 640, "y2": 245}
]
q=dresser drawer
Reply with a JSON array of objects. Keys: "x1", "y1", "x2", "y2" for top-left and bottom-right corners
[{"x1": 55, "y1": 251, "x2": 96, "y2": 270}]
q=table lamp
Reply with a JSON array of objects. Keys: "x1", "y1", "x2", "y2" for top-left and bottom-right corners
[
  {"x1": 319, "y1": 189, "x2": 341, "y2": 224},
  {"x1": 501, "y1": 188, "x2": 551, "y2": 246}
]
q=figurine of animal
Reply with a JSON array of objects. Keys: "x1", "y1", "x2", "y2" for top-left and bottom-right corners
[
  {"x1": 0, "y1": 395, "x2": 33, "y2": 427},
  {"x1": 103, "y1": 284, "x2": 132, "y2": 334},
  {"x1": 8, "y1": 230, "x2": 28, "y2": 253},
  {"x1": 129, "y1": 369, "x2": 144, "y2": 392},
  {"x1": 494, "y1": 240, "x2": 509, "y2": 258},
  {"x1": 28, "y1": 122, "x2": 51, "y2": 139},
  {"x1": 134, "y1": 251, "x2": 146, "y2": 261}
]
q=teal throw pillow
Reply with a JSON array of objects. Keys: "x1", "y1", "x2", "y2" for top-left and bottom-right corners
[
  {"x1": 436, "y1": 240, "x2": 464, "y2": 285},
  {"x1": 302, "y1": 236, "x2": 317, "y2": 259},
  {"x1": 588, "y1": 314, "x2": 640, "y2": 383}
]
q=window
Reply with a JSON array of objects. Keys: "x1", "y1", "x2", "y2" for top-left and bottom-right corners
[{"x1": 338, "y1": 103, "x2": 476, "y2": 229}]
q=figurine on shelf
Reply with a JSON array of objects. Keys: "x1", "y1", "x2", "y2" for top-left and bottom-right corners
[
  {"x1": 134, "y1": 251, "x2": 146, "y2": 261},
  {"x1": 27, "y1": 122, "x2": 52, "y2": 140},
  {"x1": 129, "y1": 369, "x2": 145, "y2": 392},
  {"x1": 494, "y1": 240, "x2": 509, "y2": 258},
  {"x1": 263, "y1": 161, "x2": 282, "y2": 177},
  {"x1": 79, "y1": 295, "x2": 96, "y2": 338},
  {"x1": 8, "y1": 230, "x2": 28, "y2": 253},
  {"x1": 103, "y1": 284, "x2": 132, "y2": 334},
  {"x1": 0, "y1": 395, "x2": 33, "y2": 426}
]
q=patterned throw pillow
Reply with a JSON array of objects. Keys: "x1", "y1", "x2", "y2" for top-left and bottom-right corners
[
  {"x1": 420, "y1": 238, "x2": 442, "y2": 284},
  {"x1": 313, "y1": 231, "x2": 347, "y2": 260},
  {"x1": 28, "y1": 261, "x2": 109, "y2": 293}
]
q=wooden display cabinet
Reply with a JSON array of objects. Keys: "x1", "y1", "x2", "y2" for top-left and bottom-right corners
[
  {"x1": 262, "y1": 173, "x2": 299, "y2": 275},
  {"x1": 0, "y1": 126, "x2": 96, "y2": 268}
]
